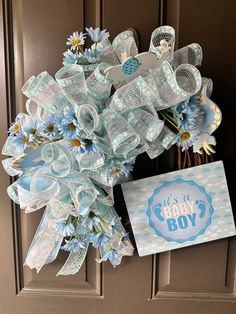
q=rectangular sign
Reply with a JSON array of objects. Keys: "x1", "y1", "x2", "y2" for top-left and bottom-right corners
[{"x1": 122, "y1": 161, "x2": 236, "y2": 256}]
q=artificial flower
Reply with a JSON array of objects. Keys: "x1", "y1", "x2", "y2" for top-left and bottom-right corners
[
  {"x1": 109, "y1": 160, "x2": 134, "y2": 178},
  {"x1": 68, "y1": 137, "x2": 86, "y2": 154},
  {"x1": 54, "y1": 219, "x2": 75, "y2": 237},
  {"x1": 82, "y1": 211, "x2": 112, "y2": 234},
  {"x1": 8, "y1": 120, "x2": 20, "y2": 136},
  {"x1": 66, "y1": 31, "x2": 86, "y2": 50},
  {"x1": 83, "y1": 137, "x2": 99, "y2": 153},
  {"x1": 96, "y1": 248, "x2": 120, "y2": 267},
  {"x1": 61, "y1": 238, "x2": 86, "y2": 253},
  {"x1": 83, "y1": 48, "x2": 101, "y2": 64},
  {"x1": 173, "y1": 96, "x2": 204, "y2": 131},
  {"x1": 63, "y1": 49, "x2": 78, "y2": 65},
  {"x1": 58, "y1": 120, "x2": 79, "y2": 139},
  {"x1": 86, "y1": 232, "x2": 110, "y2": 248},
  {"x1": 86, "y1": 27, "x2": 109, "y2": 43},
  {"x1": 13, "y1": 132, "x2": 31, "y2": 150},
  {"x1": 21, "y1": 118, "x2": 38, "y2": 136},
  {"x1": 175, "y1": 130, "x2": 197, "y2": 151},
  {"x1": 42, "y1": 114, "x2": 59, "y2": 137}
]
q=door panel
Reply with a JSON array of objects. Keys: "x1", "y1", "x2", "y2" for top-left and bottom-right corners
[{"x1": 0, "y1": 1, "x2": 236, "y2": 313}]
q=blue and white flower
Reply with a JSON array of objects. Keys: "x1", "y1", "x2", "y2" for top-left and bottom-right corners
[
  {"x1": 21, "y1": 117, "x2": 38, "y2": 136},
  {"x1": 83, "y1": 48, "x2": 101, "y2": 64},
  {"x1": 61, "y1": 238, "x2": 86, "y2": 253},
  {"x1": 57, "y1": 107, "x2": 81, "y2": 139},
  {"x1": 108, "y1": 160, "x2": 134, "y2": 178},
  {"x1": 96, "y1": 248, "x2": 120, "y2": 267},
  {"x1": 173, "y1": 96, "x2": 204, "y2": 131},
  {"x1": 175, "y1": 130, "x2": 198, "y2": 151},
  {"x1": 57, "y1": 116, "x2": 81, "y2": 139},
  {"x1": 86, "y1": 232, "x2": 110, "y2": 248},
  {"x1": 63, "y1": 49, "x2": 77, "y2": 65},
  {"x1": 13, "y1": 132, "x2": 32, "y2": 150},
  {"x1": 67, "y1": 137, "x2": 86, "y2": 154},
  {"x1": 82, "y1": 211, "x2": 112, "y2": 234},
  {"x1": 42, "y1": 114, "x2": 59, "y2": 137},
  {"x1": 66, "y1": 31, "x2": 86, "y2": 50},
  {"x1": 86, "y1": 27, "x2": 109, "y2": 43},
  {"x1": 8, "y1": 118, "x2": 21, "y2": 136},
  {"x1": 83, "y1": 137, "x2": 99, "y2": 153},
  {"x1": 54, "y1": 219, "x2": 75, "y2": 237},
  {"x1": 63, "y1": 106, "x2": 76, "y2": 121}
]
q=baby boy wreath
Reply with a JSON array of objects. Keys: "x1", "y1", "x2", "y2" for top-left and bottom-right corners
[{"x1": 2, "y1": 26, "x2": 221, "y2": 275}]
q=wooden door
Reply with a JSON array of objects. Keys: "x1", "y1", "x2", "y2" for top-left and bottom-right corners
[{"x1": 0, "y1": 1, "x2": 236, "y2": 313}]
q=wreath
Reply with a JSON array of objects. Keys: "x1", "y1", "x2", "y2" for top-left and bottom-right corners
[{"x1": 2, "y1": 26, "x2": 221, "y2": 275}]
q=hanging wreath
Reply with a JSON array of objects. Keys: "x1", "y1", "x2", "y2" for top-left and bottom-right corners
[{"x1": 2, "y1": 26, "x2": 221, "y2": 275}]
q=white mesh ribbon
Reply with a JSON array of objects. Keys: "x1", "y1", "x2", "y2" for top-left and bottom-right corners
[
  {"x1": 24, "y1": 207, "x2": 65, "y2": 273},
  {"x1": 112, "y1": 30, "x2": 138, "y2": 63},
  {"x1": 149, "y1": 25, "x2": 175, "y2": 60},
  {"x1": 2, "y1": 25, "x2": 207, "y2": 275},
  {"x1": 55, "y1": 64, "x2": 88, "y2": 106}
]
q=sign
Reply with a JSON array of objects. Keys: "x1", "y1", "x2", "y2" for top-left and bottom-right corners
[{"x1": 121, "y1": 161, "x2": 236, "y2": 256}]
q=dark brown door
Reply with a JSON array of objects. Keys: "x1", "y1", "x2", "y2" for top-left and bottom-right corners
[{"x1": 1, "y1": 1, "x2": 236, "y2": 313}]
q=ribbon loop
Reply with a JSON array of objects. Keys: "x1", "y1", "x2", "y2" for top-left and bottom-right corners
[
  {"x1": 55, "y1": 64, "x2": 88, "y2": 106},
  {"x1": 149, "y1": 26, "x2": 175, "y2": 59},
  {"x1": 102, "y1": 109, "x2": 140, "y2": 158},
  {"x1": 112, "y1": 30, "x2": 138, "y2": 63}
]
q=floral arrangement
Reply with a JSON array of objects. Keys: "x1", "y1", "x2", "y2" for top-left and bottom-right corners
[{"x1": 2, "y1": 26, "x2": 221, "y2": 275}]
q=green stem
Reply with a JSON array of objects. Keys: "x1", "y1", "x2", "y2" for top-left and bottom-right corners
[
  {"x1": 161, "y1": 110, "x2": 178, "y2": 125},
  {"x1": 77, "y1": 45, "x2": 84, "y2": 54},
  {"x1": 159, "y1": 112, "x2": 179, "y2": 131}
]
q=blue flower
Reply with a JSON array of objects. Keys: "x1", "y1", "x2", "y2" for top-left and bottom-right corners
[
  {"x1": 173, "y1": 96, "x2": 204, "y2": 131},
  {"x1": 175, "y1": 130, "x2": 198, "y2": 151},
  {"x1": 82, "y1": 211, "x2": 112, "y2": 233},
  {"x1": 96, "y1": 248, "x2": 120, "y2": 267},
  {"x1": 86, "y1": 27, "x2": 109, "y2": 43},
  {"x1": 63, "y1": 49, "x2": 77, "y2": 65},
  {"x1": 67, "y1": 137, "x2": 86, "y2": 154},
  {"x1": 42, "y1": 114, "x2": 59, "y2": 137},
  {"x1": 63, "y1": 49, "x2": 91, "y2": 65},
  {"x1": 8, "y1": 119, "x2": 21, "y2": 136},
  {"x1": 66, "y1": 31, "x2": 86, "y2": 50},
  {"x1": 57, "y1": 107, "x2": 81, "y2": 139},
  {"x1": 21, "y1": 117, "x2": 38, "y2": 136},
  {"x1": 63, "y1": 106, "x2": 76, "y2": 121},
  {"x1": 83, "y1": 137, "x2": 99, "y2": 153},
  {"x1": 86, "y1": 232, "x2": 110, "y2": 248},
  {"x1": 13, "y1": 132, "x2": 32, "y2": 150},
  {"x1": 54, "y1": 219, "x2": 75, "y2": 237},
  {"x1": 61, "y1": 238, "x2": 86, "y2": 253},
  {"x1": 58, "y1": 120, "x2": 80, "y2": 139},
  {"x1": 83, "y1": 48, "x2": 101, "y2": 64},
  {"x1": 108, "y1": 160, "x2": 134, "y2": 178}
]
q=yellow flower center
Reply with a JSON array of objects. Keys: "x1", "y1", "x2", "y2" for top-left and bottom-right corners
[
  {"x1": 67, "y1": 123, "x2": 76, "y2": 131},
  {"x1": 112, "y1": 168, "x2": 121, "y2": 174},
  {"x1": 72, "y1": 38, "x2": 81, "y2": 46},
  {"x1": 30, "y1": 128, "x2": 36, "y2": 134},
  {"x1": 70, "y1": 138, "x2": 81, "y2": 147},
  {"x1": 13, "y1": 123, "x2": 19, "y2": 132},
  {"x1": 181, "y1": 132, "x2": 190, "y2": 141},
  {"x1": 23, "y1": 137, "x2": 29, "y2": 144},
  {"x1": 47, "y1": 124, "x2": 54, "y2": 132}
]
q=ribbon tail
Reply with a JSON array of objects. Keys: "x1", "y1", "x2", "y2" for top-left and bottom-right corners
[
  {"x1": 56, "y1": 245, "x2": 89, "y2": 276},
  {"x1": 24, "y1": 207, "x2": 64, "y2": 273}
]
